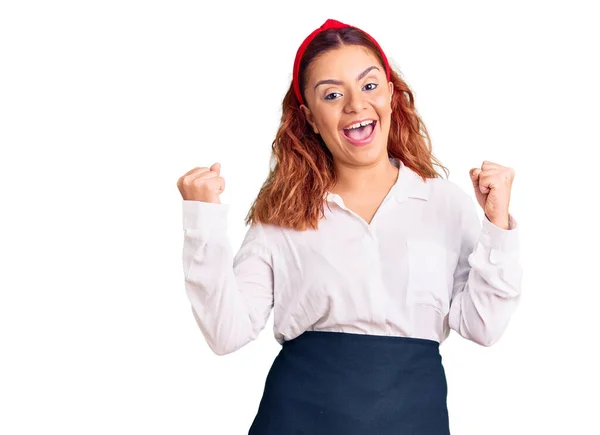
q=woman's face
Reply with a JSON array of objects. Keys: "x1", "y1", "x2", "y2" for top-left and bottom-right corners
[{"x1": 300, "y1": 45, "x2": 394, "y2": 164}]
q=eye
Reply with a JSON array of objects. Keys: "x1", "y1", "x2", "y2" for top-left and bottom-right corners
[
  {"x1": 324, "y1": 92, "x2": 342, "y2": 101},
  {"x1": 363, "y1": 83, "x2": 378, "y2": 91}
]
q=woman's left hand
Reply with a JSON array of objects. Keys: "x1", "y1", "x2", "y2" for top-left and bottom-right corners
[{"x1": 469, "y1": 160, "x2": 515, "y2": 230}]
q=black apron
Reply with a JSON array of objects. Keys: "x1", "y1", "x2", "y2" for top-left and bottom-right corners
[{"x1": 248, "y1": 330, "x2": 450, "y2": 434}]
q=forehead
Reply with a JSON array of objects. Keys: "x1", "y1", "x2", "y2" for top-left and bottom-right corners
[{"x1": 307, "y1": 45, "x2": 382, "y2": 81}]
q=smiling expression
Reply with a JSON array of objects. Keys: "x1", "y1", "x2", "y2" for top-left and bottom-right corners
[{"x1": 300, "y1": 45, "x2": 394, "y2": 161}]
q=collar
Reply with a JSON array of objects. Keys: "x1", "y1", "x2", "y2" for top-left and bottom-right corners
[{"x1": 324, "y1": 157, "x2": 430, "y2": 204}]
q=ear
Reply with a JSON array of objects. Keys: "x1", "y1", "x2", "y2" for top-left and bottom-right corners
[
  {"x1": 388, "y1": 81, "x2": 394, "y2": 102},
  {"x1": 300, "y1": 104, "x2": 319, "y2": 134}
]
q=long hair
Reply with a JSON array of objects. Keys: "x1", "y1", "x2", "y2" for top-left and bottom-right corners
[{"x1": 244, "y1": 27, "x2": 449, "y2": 231}]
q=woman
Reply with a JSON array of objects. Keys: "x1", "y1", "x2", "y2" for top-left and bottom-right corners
[{"x1": 177, "y1": 18, "x2": 521, "y2": 434}]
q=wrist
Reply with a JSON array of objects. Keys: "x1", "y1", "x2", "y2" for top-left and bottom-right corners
[{"x1": 485, "y1": 213, "x2": 510, "y2": 230}]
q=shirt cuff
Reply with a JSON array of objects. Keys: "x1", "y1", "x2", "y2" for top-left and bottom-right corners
[
  {"x1": 480, "y1": 213, "x2": 519, "y2": 251},
  {"x1": 182, "y1": 200, "x2": 230, "y2": 240}
]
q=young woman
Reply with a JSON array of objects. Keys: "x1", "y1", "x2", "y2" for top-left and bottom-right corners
[{"x1": 177, "y1": 18, "x2": 521, "y2": 434}]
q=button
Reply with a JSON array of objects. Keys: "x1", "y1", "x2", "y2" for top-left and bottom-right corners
[{"x1": 489, "y1": 247, "x2": 502, "y2": 265}]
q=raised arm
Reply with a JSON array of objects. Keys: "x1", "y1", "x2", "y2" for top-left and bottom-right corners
[
  {"x1": 181, "y1": 200, "x2": 274, "y2": 356},
  {"x1": 448, "y1": 192, "x2": 522, "y2": 346}
]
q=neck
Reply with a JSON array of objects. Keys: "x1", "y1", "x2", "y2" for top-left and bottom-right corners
[{"x1": 330, "y1": 156, "x2": 399, "y2": 196}]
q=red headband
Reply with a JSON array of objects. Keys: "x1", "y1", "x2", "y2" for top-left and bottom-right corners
[{"x1": 292, "y1": 19, "x2": 392, "y2": 106}]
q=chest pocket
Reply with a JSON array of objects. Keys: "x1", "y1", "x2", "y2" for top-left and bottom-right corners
[{"x1": 405, "y1": 239, "x2": 459, "y2": 316}]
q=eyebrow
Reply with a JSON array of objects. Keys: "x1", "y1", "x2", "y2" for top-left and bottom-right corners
[{"x1": 314, "y1": 65, "x2": 381, "y2": 90}]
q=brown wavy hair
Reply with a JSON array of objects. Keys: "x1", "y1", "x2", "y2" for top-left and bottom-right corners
[{"x1": 244, "y1": 26, "x2": 449, "y2": 231}]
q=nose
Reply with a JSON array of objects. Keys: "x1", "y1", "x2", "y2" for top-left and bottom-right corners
[{"x1": 344, "y1": 89, "x2": 367, "y2": 113}]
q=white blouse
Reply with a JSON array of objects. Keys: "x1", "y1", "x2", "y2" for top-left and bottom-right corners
[{"x1": 181, "y1": 157, "x2": 522, "y2": 355}]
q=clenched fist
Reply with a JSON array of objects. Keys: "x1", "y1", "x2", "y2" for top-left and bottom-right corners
[
  {"x1": 177, "y1": 162, "x2": 225, "y2": 204},
  {"x1": 469, "y1": 160, "x2": 514, "y2": 230}
]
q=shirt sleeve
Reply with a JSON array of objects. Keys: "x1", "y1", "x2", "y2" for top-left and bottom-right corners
[
  {"x1": 448, "y1": 192, "x2": 523, "y2": 346},
  {"x1": 181, "y1": 200, "x2": 274, "y2": 356}
]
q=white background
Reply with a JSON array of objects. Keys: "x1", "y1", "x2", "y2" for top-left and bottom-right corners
[{"x1": 1, "y1": 0, "x2": 599, "y2": 433}]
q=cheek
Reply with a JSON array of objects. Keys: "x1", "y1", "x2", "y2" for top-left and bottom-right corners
[
  {"x1": 317, "y1": 110, "x2": 339, "y2": 134},
  {"x1": 372, "y1": 94, "x2": 392, "y2": 120}
]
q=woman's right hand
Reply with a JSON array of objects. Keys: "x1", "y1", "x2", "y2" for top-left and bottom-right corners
[{"x1": 177, "y1": 162, "x2": 225, "y2": 204}]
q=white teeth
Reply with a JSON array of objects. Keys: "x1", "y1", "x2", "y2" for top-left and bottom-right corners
[{"x1": 346, "y1": 120, "x2": 374, "y2": 130}]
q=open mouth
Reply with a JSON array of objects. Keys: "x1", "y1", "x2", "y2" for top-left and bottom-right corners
[{"x1": 342, "y1": 120, "x2": 377, "y2": 144}]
